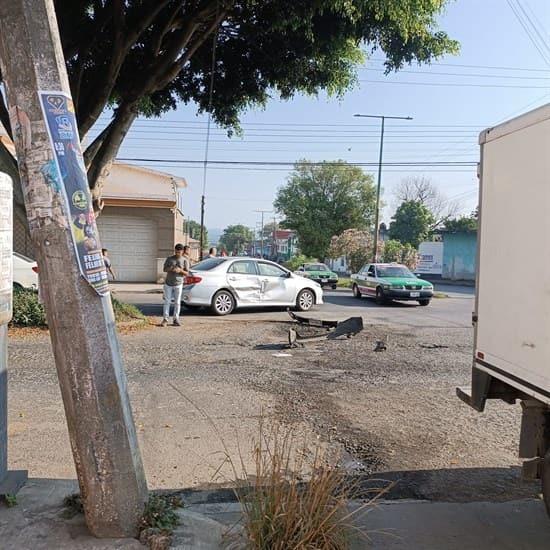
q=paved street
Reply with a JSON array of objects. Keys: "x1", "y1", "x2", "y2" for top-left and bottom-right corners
[
  {"x1": 7, "y1": 282, "x2": 549, "y2": 548},
  {"x1": 116, "y1": 284, "x2": 474, "y2": 328}
]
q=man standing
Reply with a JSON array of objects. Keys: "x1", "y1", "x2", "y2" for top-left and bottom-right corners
[
  {"x1": 162, "y1": 243, "x2": 189, "y2": 327},
  {"x1": 102, "y1": 248, "x2": 116, "y2": 281}
]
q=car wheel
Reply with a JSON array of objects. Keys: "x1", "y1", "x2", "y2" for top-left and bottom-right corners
[
  {"x1": 211, "y1": 290, "x2": 235, "y2": 316},
  {"x1": 331, "y1": 284, "x2": 337, "y2": 290},
  {"x1": 296, "y1": 289, "x2": 315, "y2": 311},
  {"x1": 352, "y1": 284, "x2": 362, "y2": 299},
  {"x1": 375, "y1": 287, "x2": 386, "y2": 305},
  {"x1": 542, "y1": 450, "x2": 550, "y2": 518},
  {"x1": 418, "y1": 299, "x2": 431, "y2": 306}
]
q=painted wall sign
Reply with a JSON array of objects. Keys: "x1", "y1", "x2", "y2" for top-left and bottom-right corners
[
  {"x1": 39, "y1": 91, "x2": 109, "y2": 295},
  {"x1": 0, "y1": 174, "x2": 12, "y2": 325}
]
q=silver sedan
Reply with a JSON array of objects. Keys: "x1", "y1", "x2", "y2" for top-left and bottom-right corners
[{"x1": 181, "y1": 257, "x2": 324, "y2": 315}]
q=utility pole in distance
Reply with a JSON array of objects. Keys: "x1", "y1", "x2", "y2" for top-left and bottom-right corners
[
  {"x1": 354, "y1": 113, "x2": 413, "y2": 262},
  {"x1": 254, "y1": 209, "x2": 272, "y2": 259},
  {"x1": 0, "y1": 0, "x2": 147, "y2": 538}
]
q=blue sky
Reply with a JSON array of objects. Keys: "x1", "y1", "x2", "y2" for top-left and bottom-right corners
[{"x1": 107, "y1": 0, "x2": 550, "y2": 234}]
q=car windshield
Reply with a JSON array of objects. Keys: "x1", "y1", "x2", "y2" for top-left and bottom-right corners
[
  {"x1": 305, "y1": 264, "x2": 328, "y2": 271},
  {"x1": 376, "y1": 266, "x2": 415, "y2": 278},
  {"x1": 191, "y1": 258, "x2": 227, "y2": 271}
]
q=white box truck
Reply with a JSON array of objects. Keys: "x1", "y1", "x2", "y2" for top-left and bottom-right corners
[{"x1": 457, "y1": 103, "x2": 550, "y2": 513}]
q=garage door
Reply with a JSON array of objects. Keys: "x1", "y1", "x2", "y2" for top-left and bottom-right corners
[{"x1": 97, "y1": 214, "x2": 157, "y2": 282}]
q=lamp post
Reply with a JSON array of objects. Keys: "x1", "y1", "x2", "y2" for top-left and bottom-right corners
[{"x1": 354, "y1": 113, "x2": 413, "y2": 262}]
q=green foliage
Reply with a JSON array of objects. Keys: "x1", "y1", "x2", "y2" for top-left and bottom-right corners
[
  {"x1": 381, "y1": 239, "x2": 418, "y2": 269},
  {"x1": 3, "y1": 494, "x2": 17, "y2": 508},
  {"x1": 11, "y1": 288, "x2": 47, "y2": 327},
  {"x1": 9, "y1": 1, "x2": 457, "y2": 201},
  {"x1": 186, "y1": 220, "x2": 208, "y2": 249},
  {"x1": 275, "y1": 161, "x2": 376, "y2": 259},
  {"x1": 62, "y1": 493, "x2": 84, "y2": 519},
  {"x1": 284, "y1": 254, "x2": 318, "y2": 271},
  {"x1": 111, "y1": 297, "x2": 146, "y2": 323},
  {"x1": 139, "y1": 494, "x2": 183, "y2": 533},
  {"x1": 444, "y1": 215, "x2": 478, "y2": 232},
  {"x1": 389, "y1": 200, "x2": 435, "y2": 248},
  {"x1": 219, "y1": 224, "x2": 255, "y2": 254}
]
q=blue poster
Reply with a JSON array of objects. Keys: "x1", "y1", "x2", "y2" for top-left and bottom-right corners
[{"x1": 39, "y1": 91, "x2": 109, "y2": 296}]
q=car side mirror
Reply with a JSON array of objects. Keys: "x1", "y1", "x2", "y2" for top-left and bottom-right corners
[{"x1": 285, "y1": 271, "x2": 292, "y2": 278}]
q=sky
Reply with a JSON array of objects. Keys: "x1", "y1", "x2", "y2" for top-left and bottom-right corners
[{"x1": 95, "y1": 0, "x2": 550, "y2": 236}]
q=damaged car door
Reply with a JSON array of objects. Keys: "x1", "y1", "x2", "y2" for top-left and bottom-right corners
[
  {"x1": 258, "y1": 262, "x2": 295, "y2": 304},
  {"x1": 226, "y1": 260, "x2": 262, "y2": 304}
]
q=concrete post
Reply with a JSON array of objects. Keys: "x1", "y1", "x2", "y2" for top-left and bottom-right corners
[{"x1": 0, "y1": 0, "x2": 147, "y2": 537}]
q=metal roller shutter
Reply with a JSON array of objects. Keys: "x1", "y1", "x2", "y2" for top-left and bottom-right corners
[{"x1": 97, "y1": 214, "x2": 157, "y2": 282}]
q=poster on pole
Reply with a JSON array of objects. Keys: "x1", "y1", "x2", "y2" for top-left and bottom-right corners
[
  {"x1": 0, "y1": 174, "x2": 12, "y2": 325},
  {"x1": 39, "y1": 91, "x2": 109, "y2": 296}
]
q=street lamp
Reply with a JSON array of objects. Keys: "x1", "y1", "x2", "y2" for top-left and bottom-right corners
[{"x1": 354, "y1": 113, "x2": 413, "y2": 262}]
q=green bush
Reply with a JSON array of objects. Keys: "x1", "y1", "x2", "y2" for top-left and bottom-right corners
[
  {"x1": 10, "y1": 289, "x2": 144, "y2": 327},
  {"x1": 284, "y1": 254, "x2": 317, "y2": 272},
  {"x1": 11, "y1": 288, "x2": 47, "y2": 327}
]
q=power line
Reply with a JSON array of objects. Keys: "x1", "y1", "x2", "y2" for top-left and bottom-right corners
[
  {"x1": 361, "y1": 67, "x2": 550, "y2": 80},
  {"x1": 117, "y1": 157, "x2": 477, "y2": 167},
  {"x1": 358, "y1": 78, "x2": 550, "y2": 89}
]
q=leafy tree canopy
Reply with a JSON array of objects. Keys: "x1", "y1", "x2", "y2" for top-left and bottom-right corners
[
  {"x1": 275, "y1": 160, "x2": 377, "y2": 259},
  {"x1": 381, "y1": 239, "x2": 418, "y2": 269},
  {"x1": 186, "y1": 220, "x2": 209, "y2": 248},
  {"x1": 389, "y1": 200, "x2": 435, "y2": 248},
  {"x1": 443, "y1": 213, "x2": 478, "y2": 233},
  {"x1": 328, "y1": 228, "x2": 372, "y2": 273},
  {"x1": 0, "y1": 0, "x2": 458, "y2": 209},
  {"x1": 218, "y1": 224, "x2": 254, "y2": 254}
]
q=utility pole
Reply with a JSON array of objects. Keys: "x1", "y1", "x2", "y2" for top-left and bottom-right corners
[
  {"x1": 254, "y1": 210, "x2": 272, "y2": 259},
  {"x1": 0, "y1": 0, "x2": 147, "y2": 538},
  {"x1": 272, "y1": 216, "x2": 278, "y2": 261},
  {"x1": 354, "y1": 113, "x2": 413, "y2": 262}
]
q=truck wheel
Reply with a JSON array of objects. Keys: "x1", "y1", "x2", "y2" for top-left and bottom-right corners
[
  {"x1": 542, "y1": 450, "x2": 550, "y2": 517},
  {"x1": 375, "y1": 287, "x2": 386, "y2": 305},
  {"x1": 418, "y1": 299, "x2": 431, "y2": 306},
  {"x1": 211, "y1": 290, "x2": 235, "y2": 316},
  {"x1": 352, "y1": 284, "x2": 362, "y2": 299}
]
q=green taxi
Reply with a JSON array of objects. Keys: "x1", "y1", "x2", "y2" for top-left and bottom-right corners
[
  {"x1": 296, "y1": 263, "x2": 339, "y2": 289},
  {"x1": 350, "y1": 263, "x2": 433, "y2": 306}
]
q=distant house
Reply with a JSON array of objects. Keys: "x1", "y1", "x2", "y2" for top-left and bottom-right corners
[
  {"x1": 441, "y1": 230, "x2": 477, "y2": 281},
  {"x1": 272, "y1": 230, "x2": 298, "y2": 262}
]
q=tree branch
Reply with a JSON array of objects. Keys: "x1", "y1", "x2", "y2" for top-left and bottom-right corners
[{"x1": 77, "y1": 0, "x2": 173, "y2": 136}]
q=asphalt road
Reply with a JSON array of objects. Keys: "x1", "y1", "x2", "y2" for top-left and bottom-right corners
[{"x1": 119, "y1": 284, "x2": 474, "y2": 329}]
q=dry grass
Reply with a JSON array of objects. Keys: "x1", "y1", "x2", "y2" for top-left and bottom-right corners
[{"x1": 230, "y1": 423, "x2": 386, "y2": 550}]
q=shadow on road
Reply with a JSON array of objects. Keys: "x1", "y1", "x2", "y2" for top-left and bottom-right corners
[{"x1": 323, "y1": 294, "x2": 419, "y2": 309}]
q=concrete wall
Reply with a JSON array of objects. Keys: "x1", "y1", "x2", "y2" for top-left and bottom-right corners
[{"x1": 442, "y1": 232, "x2": 477, "y2": 281}]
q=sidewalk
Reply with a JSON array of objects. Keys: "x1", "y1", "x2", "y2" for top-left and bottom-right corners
[
  {"x1": 111, "y1": 282, "x2": 163, "y2": 294},
  {"x1": 3, "y1": 479, "x2": 549, "y2": 549}
]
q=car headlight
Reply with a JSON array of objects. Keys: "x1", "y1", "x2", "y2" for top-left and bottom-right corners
[
  {"x1": 383, "y1": 284, "x2": 391, "y2": 290},
  {"x1": 425, "y1": 285, "x2": 434, "y2": 290}
]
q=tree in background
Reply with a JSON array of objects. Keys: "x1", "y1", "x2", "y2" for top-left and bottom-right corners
[
  {"x1": 328, "y1": 229, "x2": 372, "y2": 273},
  {"x1": 186, "y1": 220, "x2": 209, "y2": 249},
  {"x1": 219, "y1": 225, "x2": 254, "y2": 255},
  {"x1": 394, "y1": 176, "x2": 460, "y2": 230},
  {"x1": 0, "y1": 1, "x2": 458, "y2": 214},
  {"x1": 275, "y1": 161, "x2": 376, "y2": 259},
  {"x1": 444, "y1": 212, "x2": 478, "y2": 232},
  {"x1": 285, "y1": 254, "x2": 317, "y2": 272},
  {"x1": 389, "y1": 200, "x2": 435, "y2": 248},
  {"x1": 381, "y1": 239, "x2": 418, "y2": 269}
]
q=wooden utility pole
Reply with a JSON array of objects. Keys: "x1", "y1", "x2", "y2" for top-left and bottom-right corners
[{"x1": 0, "y1": 0, "x2": 147, "y2": 538}]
